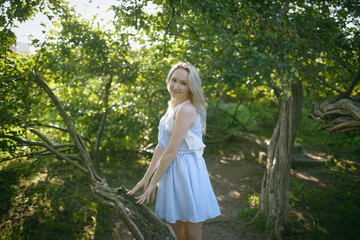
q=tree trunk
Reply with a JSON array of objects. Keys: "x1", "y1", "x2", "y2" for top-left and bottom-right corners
[{"x1": 258, "y1": 83, "x2": 303, "y2": 239}]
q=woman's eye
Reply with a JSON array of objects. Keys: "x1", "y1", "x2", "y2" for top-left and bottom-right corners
[
  {"x1": 171, "y1": 79, "x2": 176, "y2": 82},
  {"x1": 182, "y1": 82, "x2": 187, "y2": 85}
]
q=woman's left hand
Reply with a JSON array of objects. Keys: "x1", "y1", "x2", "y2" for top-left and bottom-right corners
[{"x1": 135, "y1": 182, "x2": 157, "y2": 204}]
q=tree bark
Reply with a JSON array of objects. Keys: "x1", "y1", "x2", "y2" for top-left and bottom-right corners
[
  {"x1": 308, "y1": 98, "x2": 360, "y2": 134},
  {"x1": 91, "y1": 183, "x2": 176, "y2": 240},
  {"x1": 27, "y1": 74, "x2": 176, "y2": 240},
  {"x1": 257, "y1": 83, "x2": 303, "y2": 239}
]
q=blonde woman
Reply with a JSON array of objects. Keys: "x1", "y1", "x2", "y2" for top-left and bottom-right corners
[{"x1": 128, "y1": 62, "x2": 221, "y2": 240}]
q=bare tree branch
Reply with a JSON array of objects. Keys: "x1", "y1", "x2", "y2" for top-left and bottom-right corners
[
  {"x1": 30, "y1": 128, "x2": 56, "y2": 147},
  {"x1": 0, "y1": 134, "x2": 89, "y2": 173},
  {"x1": 31, "y1": 73, "x2": 101, "y2": 182},
  {"x1": 326, "y1": 48, "x2": 353, "y2": 74},
  {"x1": 28, "y1": 120, "x2": 68, "y2": 133},
  {"x1": 319, "y1": 76, "x2": 345, "y2": 95},
  {"x1": 265, "y1": 78, "x2": 282, "y2": 98},
  {"x1": 216, "y1": 107, "x2": 248, "y2": 131}
]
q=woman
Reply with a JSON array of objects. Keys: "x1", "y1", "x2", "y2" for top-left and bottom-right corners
[{"x1": 127, "y1": 62, "x2": 221, "y2": 240}]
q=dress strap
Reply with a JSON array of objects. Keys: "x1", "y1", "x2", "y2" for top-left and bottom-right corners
[
  {"x1": 165, "y1": 99, "x2": 205, "y2": 159},
  {"x1": 172, "y1": 99, "x2": 191, "y2": 112}
]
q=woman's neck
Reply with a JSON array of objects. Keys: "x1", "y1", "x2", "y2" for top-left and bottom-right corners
[{"x1": 173, "y1": 98, "x2": 190, "y2": 107}]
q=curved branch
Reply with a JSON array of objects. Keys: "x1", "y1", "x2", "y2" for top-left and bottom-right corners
[
  {"x1": 91, "y1": 183, "x2": 176, "y2": 240},
  {"x1": 0, "y1": 134, "x2": 89, "y2": 173},
  {"x1": 149, "y1": 87, "x2": 168, "y2": 113},
  {"x1": 27, "y1": 120, "x2": 93, "y2": 146},
  {"x1": 1, "y1": 147, "x2": 76, "y2": 161},
  {"x1": 216, "y1": 107, "x2": 248, "y2": 131},
  {"x1": 30, "y1": 73, "x2": 101, "y2": 182},
  {"x1": 28, "y1": 120, "x2": 68, "y2": 133},
  {"x1": 30, "y1": 128, "x2": 55, "y2": 147},
  {"x1": 320, "y1": 76, "x2": 345, "y2": 95}
]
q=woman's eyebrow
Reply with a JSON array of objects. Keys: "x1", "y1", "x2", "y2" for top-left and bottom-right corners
[{"x1": 172, "y1": 77, "x2": 187, "y2": 82}]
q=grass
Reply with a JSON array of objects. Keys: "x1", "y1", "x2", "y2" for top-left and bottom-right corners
[
  {"x1": 237, "y1": 158, "x2": 360, "y2": 240},
  {"x1": 287, "y1": 162, "x2": 360, "y2": 240},
  {"x1": 0, "y1": 151, "x2": 147, "y2": 240}
]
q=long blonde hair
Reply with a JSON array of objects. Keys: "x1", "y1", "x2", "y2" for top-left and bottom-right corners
[{"x1": 166, "y1": 62, "x2": 207, "y2": 134}]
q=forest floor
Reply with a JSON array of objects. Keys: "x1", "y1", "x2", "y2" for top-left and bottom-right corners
[
  {"x1": 115, "y1": 140, "x2": 359, "y2": 240},
  {"x1": 1, "y1": 140, "x2": 358, "y2": 239}
]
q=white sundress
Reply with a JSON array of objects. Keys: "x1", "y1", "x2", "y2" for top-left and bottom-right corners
[{"x1": 155, "y1": 100, "x2": 221, "y2": 223}]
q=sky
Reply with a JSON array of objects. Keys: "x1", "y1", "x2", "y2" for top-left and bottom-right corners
[{"x1": 13, "y1": 0, "x2": 119, "y2": 51}]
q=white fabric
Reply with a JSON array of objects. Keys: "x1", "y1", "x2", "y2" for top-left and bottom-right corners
[{"x1": 164, "y1": 100, "x2": 206, "y2": 159}]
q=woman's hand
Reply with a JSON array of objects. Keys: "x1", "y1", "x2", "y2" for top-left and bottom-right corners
[
  {"x1": 135, "y1": 182, "x2": 157, "y2": 204},
  {"x1": 127, "y1": 178, "x2": 149, "y2": 196}
]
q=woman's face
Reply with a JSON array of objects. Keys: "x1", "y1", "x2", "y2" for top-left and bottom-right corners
[{"x1": 169, "y1": 68, "x2": 190, "y2": 102}]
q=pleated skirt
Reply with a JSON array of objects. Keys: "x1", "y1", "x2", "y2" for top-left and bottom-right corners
[{"x1": 155, "y1": 152, "x2": 221, "y2": 223}]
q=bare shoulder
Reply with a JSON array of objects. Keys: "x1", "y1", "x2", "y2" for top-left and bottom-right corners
[
  {"x1": 176, "y1": 103, "x2": 197, "y2": 125},
  {"x1": 178, "y1": 102, "x2": 196, "y2": 116}
]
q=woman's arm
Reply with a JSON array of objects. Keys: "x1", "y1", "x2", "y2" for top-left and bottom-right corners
[
  {"x1": 127, "y1": 143, "x2": 164, "y2": 196},
  {"x1": 135, "y1": 104, "x2": 197, "y2": 204},
  {"x1": 143, "y1": 144, "x2": 164, "y2": 181}
]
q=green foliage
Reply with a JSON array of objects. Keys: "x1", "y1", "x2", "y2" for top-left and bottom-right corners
[
  {"x1": 0, "y1": 150, "x2": 146, "y2": 239},
  {"x1": 237, "y1": 192, "x2": 268, "y2": 234},
  {"x1": 1, "y1": 0, "x2": 42, "y2": 52},
  {"x1": 297, "y1": 107, "x2": 360, "y2": 162},
  {"x1": 207, "y1": 89, "x2": 279, "y2": 139}
]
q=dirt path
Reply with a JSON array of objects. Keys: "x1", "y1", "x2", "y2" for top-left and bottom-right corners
[{"x1": 202, "y1": 142, "x2": 266, "y2": 240}]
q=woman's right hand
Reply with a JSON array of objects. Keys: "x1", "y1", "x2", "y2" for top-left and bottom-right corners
[{"x1": 127, "y1": 178, "x2": 149, "y2": 196}]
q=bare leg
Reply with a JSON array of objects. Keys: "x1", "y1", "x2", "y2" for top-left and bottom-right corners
[
  {"x1": 184, "y1": 221, "x2": 203, "y2": 240},
  {"x1": 170, "y1": 221, "x2": 186, "y2": 240}
]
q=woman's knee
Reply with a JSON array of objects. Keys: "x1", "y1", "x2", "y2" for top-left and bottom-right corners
[
  {"x1": 170, "y1": 221, "x2": 186, "y2": 240},
  {"x1": 184, "y1": 222, "x2": 203, "y2": 240}
]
